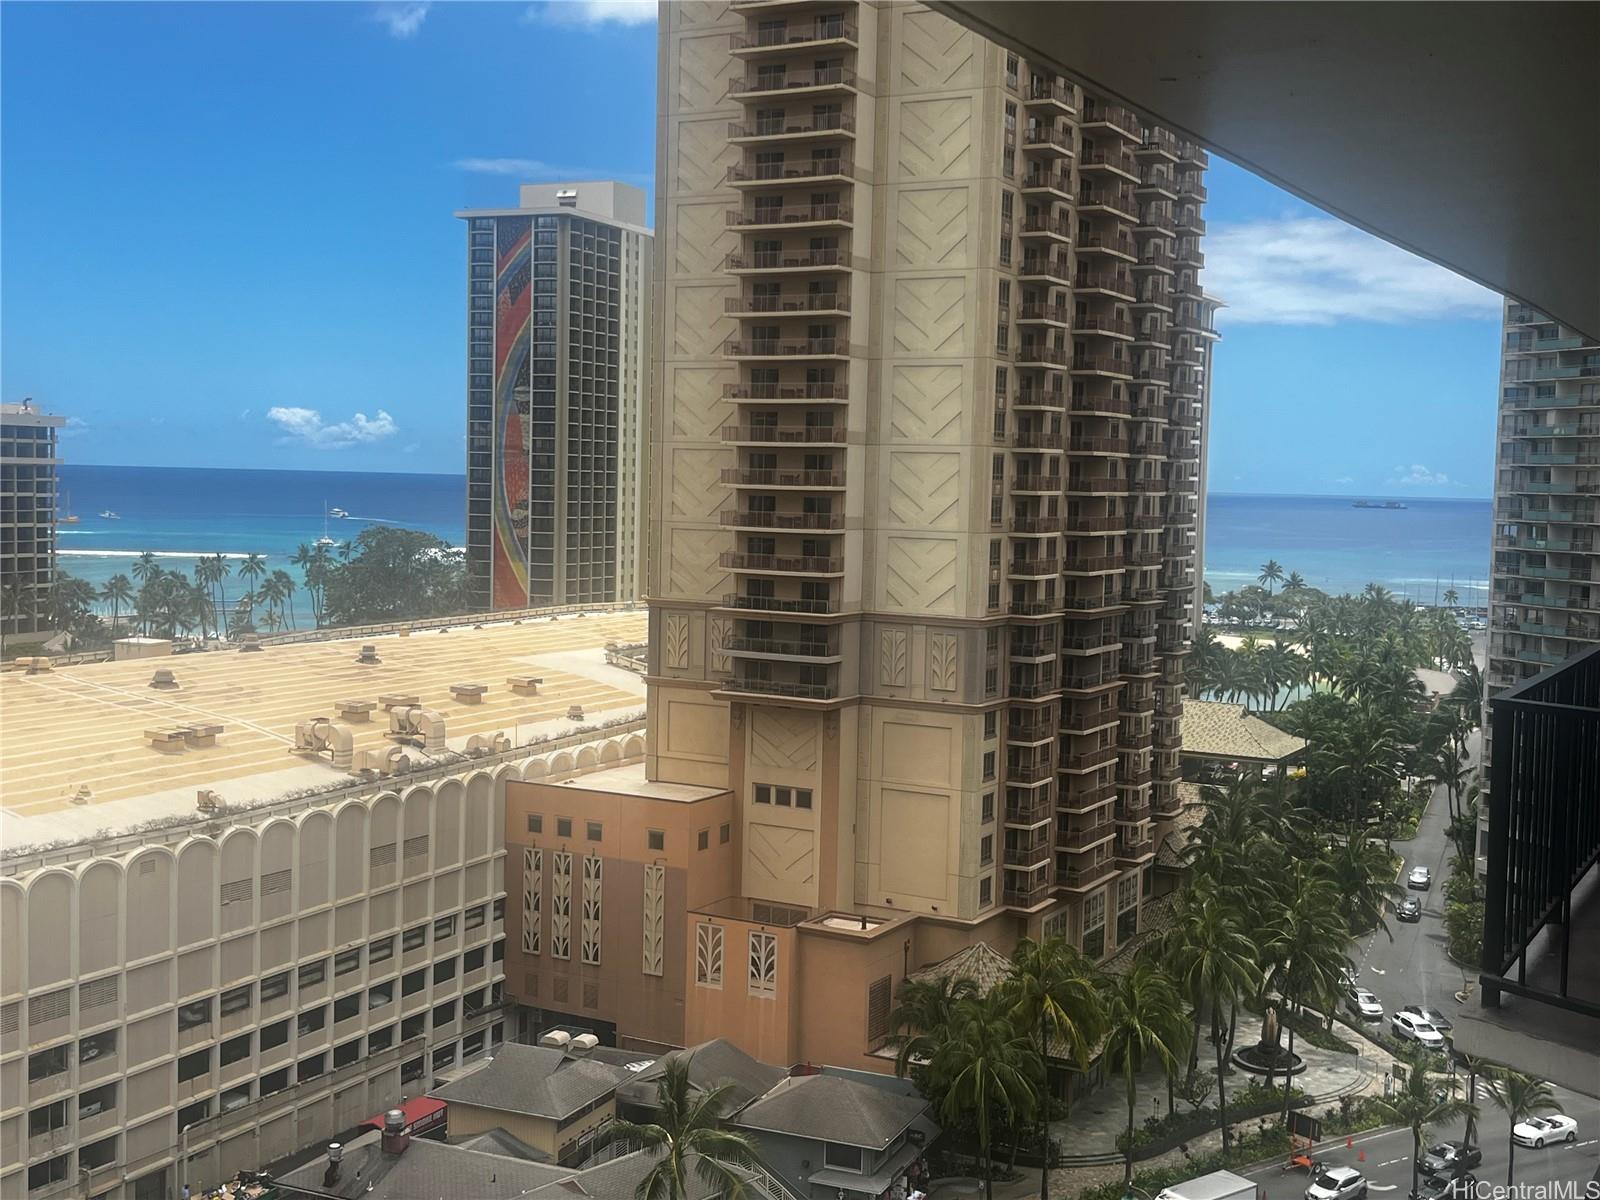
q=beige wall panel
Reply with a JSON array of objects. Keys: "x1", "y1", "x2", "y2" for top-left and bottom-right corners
[
  {"x1": 672, "y1": 34, "x2": 741, "y2": 114},
  {"x1": 743, "y1": 822, "x2": 816, "y2": 907},
  {"x1": 125, "y1": 961, "x2": 170, "y2": 1021},
  {"x1": 880, "y1": 535, "x2": 960, "y2": 614},
  {"x1": 1, "y1": 882, "x2": 22, "y2": 996},
  {"x1": 894, "y1": 187, "x2": 973, "y2": 268},
  {"x1": 748, "y1": 709, "x2": 820, "y2": 772},
  {"x1": 79, "y1": 861, "x2": 120, "y2": 977},
  {"x1": 672, "y1": 128, "x2": 742, "y2": 203},
  {"x1": 879, "y1": 788, "x2": 951, "y2": 903},
  {"x1": 666, "y1": 528, "x2": 730, "y2": 600},
  {"x1": 671, "y1": 283, "x2": 738, "y2": 358},
  {"x1": 672, "y1": 1, "x2": 734, "y2": 30},
  {"x1": 896, "y1": 97, "x2": 975, "y2": 180},
  {"x1": 667, "y1": 447, "x2": 732, "y2": 523},
  {"x1": 892, "y1": 276, "x2": 968, "y2": 355},
  {"x1": 886, "y1": 451, "x2": 962, "y2": 529},
  {"x1": 878, "y1": 719, "x2": 955, "y2": 788},
  {"x1": 27, "y1": 872, "x2": 70, "y2": 987},
  {"x1": 667, "y1": 366, "x2": 733, "y2": 440},
  {"x1": 887, "y1": 364, "x2": 965, "y2": 443},
  {"x1": 894, "y1": 7, "x2": 981, "y2": 91}
]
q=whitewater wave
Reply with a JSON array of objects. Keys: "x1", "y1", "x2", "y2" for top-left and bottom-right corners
[{"x1": 58, "y1": 549, "x2": 257, "y2": 560}]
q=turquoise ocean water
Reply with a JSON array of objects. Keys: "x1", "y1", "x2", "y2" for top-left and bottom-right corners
[{"x1": 50, "y1": 468, "x2": 1492, "y2": 623}]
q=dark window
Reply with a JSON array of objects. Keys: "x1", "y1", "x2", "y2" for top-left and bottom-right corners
[
  {"x1": 298, "y1": 960, "x2": 326, "y2": 989},
  {"x1": 493, "y1": 938, "x2": 505, "y2": 963},
  {"x1": 297, "y1": 1053, "x2": 326, "y2": 1083},
  {"x1": 433, "y1": 1000, "x2": 457, "y2": 1028},
  {"x1": 527, "y1": 814, "x2": 543, "y2": 834},
  {"x1": 720, "y1": 823, "x2": 731, "y2": 844},
  {"x1": 29, "y1": 1099, "x2": 68, "y2": 1136},
  {"x1": 432, "y1": 1043, "x2": 457, "y2": 1071},
  {"x1": 557, "y1": 817, "x2": 573, "y2": 838},
  {"x1": 177, "y1": 1048, "x2": 211, "y2": 1083},
  {"x1": 465, "y1": 905, "x2": 486, "y2": 930},
  {"x1": 980, "y1": 876, "x2": 993, "y2": 907},
  {"x1": 403, "y1": 925, "x2": 427, "y2": 951},
  {"x1": 402, "y1": 1014, "x2": 426, "y2": 1042},
  {"x1": 464, "y1": 947, "x2": 487, "y2": 973},
  {"x1": 698, "y1": 829, "x2": 709, "y2": 851},
  {"x1": 794, "y1": 789, "x2": 813, "y2": 810},
  {"x1": 78, "y1": 1029, "x2": 116, "y2": 1064},
  {"x1": 259, "y1": 1067, "x2": 290, "y2": 1097},
  {"x1": 78, "y1": 1083, "x2": 116, "y2": 1120},
  {"x1": 334, "y1": 1038, "x2": 362, "y2": 1069},
  {"x1": 176, "y1": 1099, "x2": 210, "y2": 1129},
  {"x1": 493, "y1": 898, "x2": 505, "y2": 921},
  {"x1": 297, "y1": 1007, "x2": 327, "y2": 1037},
  {"x1": 754, "y1": 785, "x2": 771, "y2": 805},
  {"x1": 220, "y1": 984, "x2": 252, "y2": 1016},
  {"x1": 586, "y1": 821, "x2": 603, "y2": 842},
  {"x1": 401, "y1": 1056, "x2": 425, "y2": 1085},
  {"x1": 260, "y1": 972, "x2": 289, "y2": 1002},
  {"x1": 369, "y1": 935, "x2": 395, "y2": 964},
  {"x1": 824, "y1": 1143, "x2": 863, "y2": 1171},
  {"x1": 867, "y1": 976, "x2": 892, "y2": 1043},
  {"x1": 648, "y1": 830, "x2": 665, "y2": 851},
  {"x1": 259, "y1": 1020, "x2": 289, "y2": 1051},
  {"x1": 402, "y1": 969, "x2": 426, "y2": 996},
  {"x1": 29, "y1": 1157, "x2": 70, "y2": 1192},
  {"x1": 433, "y1": 958, "x2": 458, "y2": 986},
  {"x1": 334, "y1": 994, "x2": 361, "y2": 1023},
  {"x1": 433, "y1": 915, "x2": 456, "y2": 940},
  {"x1": 220, "y1": 1033, "x2": 251, "y2": 1066},
  {"x1": 335, "y1": 948, "x2": 361, "y2": 976},
  {"x1": 368, "y1": 1025, "x2": 396, "y2": 1054},
  {"x1": 177, "y1": 999, "x2": 212, "y2": 1031}
]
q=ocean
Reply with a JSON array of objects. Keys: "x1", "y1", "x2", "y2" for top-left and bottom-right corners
[{"x1": 49, "y1": 467, "x2": 1493, "y2": 624}]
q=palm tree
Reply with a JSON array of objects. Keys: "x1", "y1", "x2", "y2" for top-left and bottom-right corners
[
  {"x1": 1258, "y1": 560, "x2": 1286, "y2": 595},
  {"x1": 1284, "y1": 571, "x2": 1306, "y2": 593},
  {"x1": 1486, "y1": 1070, "x2": 1561, "y2": 1186},
  {"x1": 270, "y1": 569, "x2": 298, "y2": 629},
  {"x1": 888, "y1": 973, "x2": 979, "y2": 1078},
  {"x1": 239, "y1": 552, "x2": 267, "y2": 598},
  {"x1": 1443, "y1": 587, "x2": 1459, "y2": 608},
  {"x1": 1263, "y1": 865, "x2": 1349, "y2": 1124},
  {"x1": 611, "y1": 1054, "x2": 760, "y2": 1200},
  {"x1": 1373, "y1": 1054, "x2": 1478, "y2": 1200},
  {"x1": 928, "y1": 995, "x2": 1040, "y2": 1200},
  {"x1": 1455, "y1": 1052, "x2": 1490, "y2": 1150},
  {"x1": 210, "y1": 552, "x2": 232, "y2": 621},
  {"x1": 1144, "y1": 891, "x2": 1258, "y2": 1152},
  {"x1": 100, "y1": 574, "x2": 135, "y2": 632},
  {"x1": 1099, "y1": 963, "x2": 1189, "y2": 1187},
  {"x1": 1001, "y1": 938, "x2": 1104, "y2": 1200}
]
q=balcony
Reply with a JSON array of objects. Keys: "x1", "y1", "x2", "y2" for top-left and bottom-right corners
[
  {"x1": 721, "y1": 551, "x2": 844, "y2": 575},
  {"x1": 728, "y1": 113, "x2": 855, "y2": 143},
  {"x1": 720, "y1": 510, "x2": 844, "y2": 530},
  {"x1": 1007, "y1": 793, "x2": 1055, "y2": 827},
  {"x1": 726, "y1": 205, "x2": 853, "y2": 232},
  {"x1": 1058, "y1": 860, "x2": 1120, "y2": 891},
  {"x1": 1061, "y1": 744, "x2": 1118, "y2": 773},
  {"x1": 1015, "y1": 343, "x2": 1070, "y2": 368},
  {"x1": 1007, "y1": 758, "x2": 1055, "y2": 784},
  {"x1": 725, "y1": 676, "x2": 838, "y2": 700},
  {"x1": 725, "y1": 293, "x2": 850, "y2": 319},
  {"x1": 1026, "y1": 80, "x2": 1077, "y2": 110},
  {"x1": 721, "y1": 423, "x2": 847, "y2": 445},
  {"x1": 1178, "y1": 142, "x2": 1209, "y2": 167},
  {"x1": 1073, "y1": 314, "x2": 1134, "y2": 338},
  {"x1": 723, "y1": 338, "x2": 849, "y2": 361},
  {"x1": 1063, "y1": 476, "x2": 1130, "y2": 494},
  {"x1": 1020, "y1": 215, "x2": 1072, "y2": 241},
  {"x1": 730, "y1": 20, "x2": 857, "y2": 53},
  {"x1": 1138, "y1": 129, "x2": 1179, "y2": 157},
  {"x1": 726, "y1": 158, "x2": 856, "y2": 186},
  {"x1": 1015, "y1": 388, "x2": 1067, "y2": 410},
  {"x1": 723, "y1": 381, "x2": 847, "y2": 402},
  {"x1": 1071, "y1": 354, "x2": 1133, "y2": 378},
  {"x1": 720, "y1": 593, "x2": 838, "y2": 616},
  {"x1": 1013, "y1": 471, "x2": 1063, "y2": 493},
  {"x1": 1022, "y1": 125, "x2": 1074, "y2": 156},
  {"x1": 1063, "y1": 552, "x2": 1123, "y2": 574},
  {"x1": 1009, "y1": 712, "x2": 1057, "y2": 743},
  {"x1": 1080, "y1": 150, "x2": 1140, "y2": 179},
  {"x1": 1004, "y1": 878, "x2": 1055, "y2": 909},
  {"x1": 1009, "y1": 513, "x2": 1065, "y2": 534},
  {"x1": 724, "y1": 248, "x2": 853, "y2": 272},
  {"x1": 1077, "y1": 189, "x2": 1139, "y2": 220},
  {"x1": 1011, "y1": 429, "x2": 1065, "y2": 450},
  {"x1": 1061, "y1": 670, "x2": 1119, "y2": 692},
  {"x1": 1017, "y1": 302, "x2": 1070, "y2": 327},
  {"x1": 1022, "y1": 169, "x2": 1073, "y2": 197},
  {"x1": 1462, "y1": 644, "x2": 1600, "y2": 1095},
  {"x1": 1073, "y1": 272, "x2": 1137, "y2": 300},
  {"x1": 1057, "y1": 822, "x2": 1117, "y2": 851},
  {"x1": 724, "y1": 635, "x2": 841, "y2": 659},
  {"x1": 1009, "y1": 674, "x2": 1061, "y2": 700},
  {"x1": 1137, "y1": 209, "x2": 1177, "y2": 233},
  {"x1": 1081, "y1": 102, "x2": 1142, "y2": 137},
  {"x1": 1010, "y1": 597, "x2": 1064, "y2": 617},
  {"x1": 1071, "y1": 393, "x2": 1131, "y2": 417},
  {"x1": 1008, "y1": 556, "x2": 1060, "y2": 578},
  {"x1": 1020, "y1": 255, "x2": 1072, "y2": 284}
]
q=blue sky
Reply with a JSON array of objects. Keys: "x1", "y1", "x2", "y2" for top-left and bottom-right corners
[{"x1": 1, "y1": 1, "x2": 1502, "y2": 496}]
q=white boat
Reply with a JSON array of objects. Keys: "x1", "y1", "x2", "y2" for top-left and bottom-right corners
[
  {"x1": 99, "y1": 510, "x2": 121, "y2": 520},
  {"x1": 316, "y1": 503, "x2": 337, "y2": 547},
  {"x1": 316, "y1": 535, "x2": 337, "y2": 547},
  {"x1": 329, "y1": 507, "x2": 349, "y2": 519}
]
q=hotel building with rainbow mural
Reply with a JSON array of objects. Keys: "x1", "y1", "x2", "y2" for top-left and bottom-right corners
[{"x1": 457, "y1": 182, "x2": 652, "y2": 611}]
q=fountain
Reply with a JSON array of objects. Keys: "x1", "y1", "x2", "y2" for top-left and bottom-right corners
[{"x1": 1232, "y1": 1004, "x2": 1306, "y2": 1076}]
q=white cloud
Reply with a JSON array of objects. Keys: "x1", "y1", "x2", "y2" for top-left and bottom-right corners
[
  {"x1": 61, "y1": 417, "x2": 88, "y2": 437},
  {"x1": 268, "y1": 406, "x2": 398, "y2": 450},
  {"x1": 528, "y1": 0, "x2": 656, "y2": 29},
  {"x1": 1333, "y1": 475, "x2": 1355, "y2": 485},
  {"x1": 1391, "y1": 463, "x2": 1450, "y2": 487},
  {"x1": 371, "y1": 1, "x2": 431, "y2": 39},
  {"x1": 1203, "y1": 216, "x2": 1501, "y2": 326},
  {"x1": 453, "y1": 157, "x2": 652, "y2": 187}
]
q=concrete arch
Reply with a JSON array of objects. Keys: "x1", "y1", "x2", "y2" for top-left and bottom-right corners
[
  {"x1": 434, "y1": 778, "x2": 463, "y2": 869},
  {"x1": 78, "y1": 860, "x2": 122, "y2": 977},
  {"x1": 26, "y1": 869, "x2": 74, "y2": 990},
  {"x1": 576, "y1": 745, "x2": 599, "y2": 770},
  {"x1": 402, "y1": 789, "x2": 432, "y2": 880},
  {"x1": 465, "y1": 773, "x2": 493, "y2": 862},
  {"x1": 1, "y1": 879, "x2": 25, "y2": 998},
  {"x1": 522, "y1": 757, "x2": 549, "y2": 780},
  {"x1": 298, "y1": 810, "x2": 334, "y2": 909},
  {"x1": 176, "y1": 840, "x2": 218, "y2": 948},
  {"x1": 623, "y1": 735, "x2": 645, "y2": 759},
  {"x1": 260, "y1": 820, "x2": 296, "y2": 922},
  {"x1": 549, "y1": 751, "x2": 575, "y2": 778},
  {"x1": 333, "y1": 802, "x2": 369, "y2": 901},
  {"x1": 599, "y1": 739, "x2": 622, "y2": 764},
  {"x1": 220, "y1": 828, "x2": 259, "y2": 936},
  {"x1": 124, "y1": 847, "x2": 175, "y2": 961}
]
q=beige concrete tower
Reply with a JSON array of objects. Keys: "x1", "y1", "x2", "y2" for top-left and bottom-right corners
[{"x1": 648, "y1": 0, "x2": 1211, "y2": 954}]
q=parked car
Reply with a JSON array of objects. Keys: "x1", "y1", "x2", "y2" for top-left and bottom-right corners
[
  {"x1": 1512, "y1": 1114, "x2": 1578, "y2": 1147},
  {"x1": 1346, "y1": 987, "x2": 1384, "y2": 1020},
  {"x1": 1397, "y1": 898, "x2": 1422, "y2": 922},
  {"x1": 1411, "y1": 1173, "x2": 1476, "y2": 1200},
  {"x1": 1401, "y1": 1004, "x2": 1453, "y2": 1032},
  {"x1": 1408, "y1": 866, "x2": 1432, "y2": 890},
  {"x1": 1391, "y1": 1011, "x2": 1446, "y2": 1049},
  {"x1": 1419, "y1": 1141, "x2": 1482, "y2": 1179},
  {"x1": 1306, "y1": 1165, "x2": 1368, "y2": 1200}
]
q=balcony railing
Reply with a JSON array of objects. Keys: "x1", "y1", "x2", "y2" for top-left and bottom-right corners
[
  {"x1": 724, "y1": 249, "x2": 850, "y2": 270},
  {"x1": 720, "y1": 511, "x2": 844, "y2": 530},
  {"x1": 723, "y1": 338, "x2": 847, "y2": 359},
  {"x1": 1081, "y1": 150, "x2": 1139, "y2": 176},
  {"x1": 726, "y1": 159, "x2": 855, "y2": 184},
  {"x1": 728, "y1": 114, "x2": 855, "y2": 139},
  {"x1": 1005, "y1": 839, "x2": 1053, "y2": 869},
  {"x1": 1081, "y1": 102, "x2": 1142, "y2": 137},
  {"x1": 1077, "y1": 190, "x2": 1139, "y2": 220},
  {"x1": 1073, "y1": 314, "x2": 1135, "y2": 336},
  {"x1": 730, "y1": 21, "x2": 857, "y2": 50},
  {"x1": 727, "y1": 677, "x2": 838, "y2": 699},
  {"x1": 1026, "y1": 81, "x2": 1077, "y2": 108},
  {"x1": 721, "y1": 593, "x2": 839, "y2": 614},
  {"x1": 722, "y1": 467, "x2": 845, "y2": 488},
  {"x1": 1481, "y1": 644, "x2": 1600, "y2": 1021},
  {"x1": 724, "y1": 382, "x2": 847, "y2": 401},
  {"x1": 721, "y1": 552, "x2": 844, "y2": 574},
  {"x1": 724, "y1": 635, "x2": 838, "y2": 657},
  {"x1": 727, "y1": 206, "x2": 853, "y2": 229},
  {"x1": 728, "y1": 68, "x2": 856, "y2": 95},
  {"x1": 1006, "y1": 794, "x2": 1055, "y2": 826},
  {"x1": 721, "y1": 424, "x2": 846, "y2": 445},
  {"x1": 1022, "y1": 169, "x2": 1072, "y2": 194}
]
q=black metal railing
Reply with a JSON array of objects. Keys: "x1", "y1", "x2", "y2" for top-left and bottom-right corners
[{"x1": 1481, "y1": 643, "x2": 1600, "y2": 1019}]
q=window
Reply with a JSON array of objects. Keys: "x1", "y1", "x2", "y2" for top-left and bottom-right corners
[
  {"x1": 221, "y1": 1033, "x2": 251, "y2": 1066},
  {"x1": 982, "y1": 751, "x2": 996, "y2": 781},
  {"x1": 29, "y1": 1156, "x2": 69, "y2": 1192},
  {"x1": 794, "y1": 788, "x2": 813, "y2": 809},
  {"x1": 982, "y1": 792, "x2": 995, "y2": 822},
  {"x1": 177, "y1": 1098, "x2": 211, "y2": 1129},
  {"x1": 297, "y1": 1053, "x2": 326, "y2": 1083},
  {"x1": 433, "y1": 958, "x2": 458, "y2": 986},
  {"x1": 698, "y1": 829, "x2": 710, "y2": 851},
  {"x1": 463, "y1": 946, "x2": 486, "y2": 973},
  {"x1": 403, "y1": 925, "x2": 427, "y2": 951},
  {"x1": 754, "y1": 784, "x2": 771, "y2": 805},
  {"x1": 824, "y1": 1143, "x2": 863, "y2": 1171},
  {"x1": 220, "y1": 1084, "x2": 252, "y2": 1114},
  {"x1": 401, "y1": 1056, "x2": 425, "y2": 1085},
  {"x1": 178, "y1": 999, "x2": 212, "y2": 1031},
  {"x1": 297, "y1": 1006, "x2": 327, "y2": 1037},
  {"x1": 557, "y1": 817, "x2": 573, "y2": 838},
  {"x1": 369, "y1": 935, "x2": 395, "y2": 965},
  {"x1": 434, "y1": 915, "x2": 456, "y2": 940},
  {"x1": 980, "y1": 835, "x2": 994, "y2": 865},
  {"x1": 259, "y1": 1020, "x2": 289, "y2": 1051},
  {"x1": 493, "y1": 938, "x2": 505, "y2": 962},
  {"x1": 298, "y1": 959, "x2": 326, "y2": 989},
  {"x1": 433, "y1": 999, "x2": 457, "y2": 1028},
  {"x1": 1083, "y1": 890, "x2": 1107, "y2": 960},
  {"x1": 648, "y1": 829, "x2": 665, "y2": 851},
  {"x1": 368, "y1": 979, "x2": 395, "y2": 1009},
  {"x1": 432, "y1": 1043, "x2": 457, "y2": 1071},
  {"x1": 402, "y1": 969, "x2": 426, "y2": 997},
  {"x1": 980, "y1": 876, "x2": 993, "y2": 907},
  {"x1": 29, "y1": 1099, "x2": 68, "y2": 1137},
  {"x1": 586, "y1": 821, "x2": 603, "y2": 842},
  {"x1": 335, "y1": 947, "x2": 361, "y2": 976},
  {"x1": 177, "y1": 1048, "x2": 211, "y2": 1083},
  {"x1": 334, "y1": 993, "x2": 361, "y2": 1023},
  {"x1": 402, "y1": 1013, "x2": 426, "y2": 1042},
  {"x1": 720, "y1": 823, "x2": 731, "y2": 844},
  {"x1": 985, "y1": 711, "x2": 998, "y2": 740},
  {"x1": 78, "y1": 1082, "x2": 116, "y2": 1120},
  {"x1": 368, "y1": 1025, "x2": 396, "y2": 1054},
  {"x1": 220, "y1": 984, "x2": 252, "y2": 1017},
  {"x1": 493, "y1": 897, "x2": 505, "y2": 921},
  {"x1": 527, "y1": 814, "x2": 543, "y2": 834},
  {"x1": 334, "y1": 1038, "x2": 362, "y2": 1070},
  {"x1": 260, "y1": 971, "x2": 289, "y2": 1002},
  {"x1": 465, "y1": 904, "x2": 487, "y2": 930}
]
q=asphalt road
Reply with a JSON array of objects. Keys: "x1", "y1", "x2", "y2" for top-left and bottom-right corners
[{"x1": 1238, "y1": 1104, "x2": 1600, "y2": 1200}]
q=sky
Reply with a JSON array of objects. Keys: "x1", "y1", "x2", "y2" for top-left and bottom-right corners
[{"x1": 1, "y1": 0, "x2": 1503, "y2": 496}]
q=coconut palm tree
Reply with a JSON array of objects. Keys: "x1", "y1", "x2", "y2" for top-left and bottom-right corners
[
  {"x1": 1373, "y1": 1053, "x2": 1478, "y2": 1200},
  {"x1": 1257, "y1": 560, "x2": 1286, "y2": 595},
  {"x1": 239, "y1": 552, "x2": 267, "y2": 598},
  {"x1": 1099, "y1": 963, "x2": 1189, "y2": 1187},
  {"x1": 611, "y1": 1054, "x2": 760, "y2": 1200},
  {"x1": 1284, "y1": 571, "x2": 1306, "y2": 593},
  {"x1": 1455, "y1": 1052, "x2": 1491, "y2": 1149},
  {"x1": 100, "y1": 574, "x2": 135, "y2": 633},
  {"x1": 1001, "y1": 938, "x2": 1104, "y2": 1200},
  {"x1": 131, "y1": 550, "x2": 160, "y2": 587},
  {"x1": 1486, "y1": 1070, "x2": 1562, "y2": 1186},
  {"x1": 270, "y1": 569, "x2": 298, "y2": 629},
  {"x1": 888, "y1": 973, "x2": 979, "y2": 1078},
  {"x1": 1321, "y1": 836, "x2": 1404, "y2": 936},
  {"x1": 928, "y1": 994, "x2": 1040, "y2": 1200},
  {"x1": 1443, "y1": 587, "x2": 1459, "y2": 608},
  {"x1": 210, "y1": 552, "x2": 232, "y2": 619},
  {"x1": 1263, "y1": 865, "x2": 1351, "y2": 1124}
]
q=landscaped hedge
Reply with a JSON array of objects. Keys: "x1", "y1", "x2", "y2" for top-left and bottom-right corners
[
  {"x1": 1115, "y1": 1080, "x2": 1308, "y2": 1157},
  {"x1": 1076, "y1": 1127, "x2": 1293, "y2": 1200}
]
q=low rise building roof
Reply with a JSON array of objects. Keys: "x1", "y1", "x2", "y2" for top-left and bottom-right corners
[
  {"x1": 430, "y1": 1044, "x2": 630, "y2": 1121},
  {"x1": 272, "y1": 1129, "x2": 571, "y2": 1200},
  {"x1": 735, "y1": 1072, "x2": 928, "y2": 1149},
  {"x1": 1179, "y1": 699, "x2": 1307, "y2": 763},
  {"x1": 617, "y1": 1037, "x2": 785, "y2": 1113},
  {"x1": 906, "y1": 941, "x2": 1014, "y2": 996}
]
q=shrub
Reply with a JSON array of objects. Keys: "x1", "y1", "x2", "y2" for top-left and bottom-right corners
[{"x1": 1078, "y1": 1127, "x2": 1292, "y2": 1200}]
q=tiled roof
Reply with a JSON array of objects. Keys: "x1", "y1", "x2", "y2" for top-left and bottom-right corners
[
  {"x1": 1180, "y1": 699, "x2": 1307, "y2": 762},
  {"x1": 1155, "y1": 795, "x2": 1208, "y2": 868},
  {"x1": 735, "y1": 1073, "x2": 928, "y2": 1149},
  {"x1": 906, "y1": 941, "x2": 1015, "y2": 996},
  {"x1": 274, "y1": 1130, "x2": 572, "y2": 1200},
  {"x1": 1099, "y1": 892, "x2": 1181, "y2": 978},
  {"x1": 430, "y1": 1044, "x2": 629, "y2": 1120},
  {"x1": 614, "y1": 1038, "x2": 786, "y2": 1113}
]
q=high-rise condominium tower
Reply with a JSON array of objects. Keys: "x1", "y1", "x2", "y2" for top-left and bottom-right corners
[
  {"x1": 458, "y1": 182, "x2": 651, "y2": 611},
  {"x1": 1484, "y1": 303, "x2": 1600, "y2": 782},
  {"x1": 1, "y1": 399, "x2": 66, "y2": 641},
  {"x1": 647, "y1": 2, "x2": 1213, "y2": 960}
]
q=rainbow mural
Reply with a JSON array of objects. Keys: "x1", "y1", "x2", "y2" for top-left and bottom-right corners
[{"x1": 492, "y1": 216, "x2": 533, "y2": 609}]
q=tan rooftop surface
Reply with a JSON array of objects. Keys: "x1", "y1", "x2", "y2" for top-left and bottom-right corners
[
  {"x1": 1179, "y1": 699, "x2": 1308, "y2": 763},
  {"x1": 548, "y1": 761, "x2": 729, "y2": 803},
  {"x1": 1, "y1": 611, "x2": 646, "y2": 847}
]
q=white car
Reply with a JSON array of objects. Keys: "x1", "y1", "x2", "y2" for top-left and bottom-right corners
[
  {"x1": 1390, "y1": 1011, "x2": 1446, "y2": 1050},
  {"x1": 1346, "y1": 987, "x2": 1384, "y2": 1020},
  {"x1": 1307, "y1": 1165, "x2": 1368, "y2": 1200},
  {"x1": 1512, "y1": 1114, "x2": 1578, "y2": 1147},
  {"x1": 1408, "y1": 866, "x2": 1432, "y2": 890}
]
